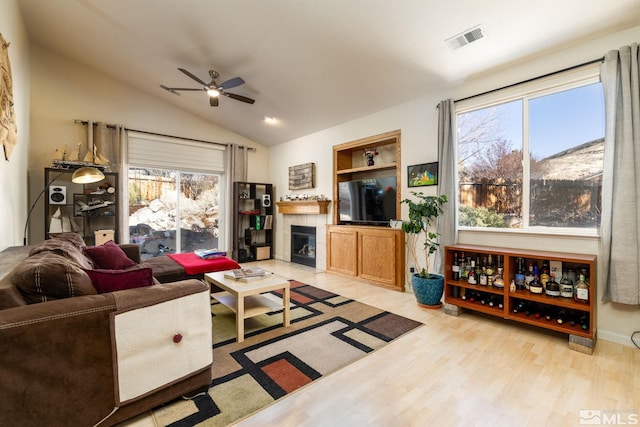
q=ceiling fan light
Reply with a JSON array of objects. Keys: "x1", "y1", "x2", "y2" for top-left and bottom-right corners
[
  {"x1": 264, "y1": 116, "x2": 276, "y2": 124},
  {"x1": 207, "y1": 88, "x2": 220, "y2": 97}
]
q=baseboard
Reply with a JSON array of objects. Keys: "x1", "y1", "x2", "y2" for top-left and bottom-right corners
[{"x1": 597, "y1": 329, "x2": 636, "y2": 348}]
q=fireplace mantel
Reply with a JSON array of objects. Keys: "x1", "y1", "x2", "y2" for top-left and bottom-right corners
[{"x1": 275, "y1": 200, "x2": 331, "y2": 215}]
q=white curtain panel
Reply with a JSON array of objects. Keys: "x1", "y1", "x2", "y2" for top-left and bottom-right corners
[
  {"x1": 600, "y1": 42, "x2": 640, "y2": 304},
  {"x1": 434, "y1": 99, "x2": 457, "y2": 275}
]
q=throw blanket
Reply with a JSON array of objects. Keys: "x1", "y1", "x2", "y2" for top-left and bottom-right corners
[{"x1": 167, "y1": 253, "x2": 240, "y2": 275}]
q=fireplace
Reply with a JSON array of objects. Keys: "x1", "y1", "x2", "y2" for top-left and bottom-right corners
[{"x1": 291, "y1": 225, "x2": 316, "y2": 268}]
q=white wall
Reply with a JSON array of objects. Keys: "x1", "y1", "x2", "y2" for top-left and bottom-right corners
[
  {"x1": 270, "y1": 25, "x2": 640, "y2": 347},
  {"x1": 27, "y1": 45, "x2": 270, "y2": 244},
  {"x1": 0, "y1": 0, "x2": 30, "y2": 250}
]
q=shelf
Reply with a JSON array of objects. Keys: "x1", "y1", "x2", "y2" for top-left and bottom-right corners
[
  {"x1": 275, "y1": 200, "x2": 331, "y2": 215},
  {"x1": 232, "y1": 182, "x2": 273, "y2": 262},
  {"x1": 444, "y1": 243, "x2": 596, "y2": 353},
  {"x1": 446, "y1": 280, "x2": 505, "y2": 295},
  {"x1": 336, "y1": 163, "x2": 396, "y2": 175},
  {"x1": 509, "y1": 289, "x2": 591, "y2": 311}
]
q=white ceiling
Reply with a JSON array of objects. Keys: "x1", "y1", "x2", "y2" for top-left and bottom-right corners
[{"x1": 17, "y1": 0, "x2": 640, "y2": 146}]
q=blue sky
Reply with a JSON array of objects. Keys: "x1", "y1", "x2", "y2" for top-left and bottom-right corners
[{"x1": 500, "y1": 83, "x2": 605, "y2": 160}]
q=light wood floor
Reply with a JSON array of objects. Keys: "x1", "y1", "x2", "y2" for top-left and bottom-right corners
[{"x1": 122, "y1": 259, "x2": 640, "y2": 427}]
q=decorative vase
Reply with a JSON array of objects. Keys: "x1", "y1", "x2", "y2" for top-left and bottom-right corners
[{"x1": 411, "y1": 273, "x2": 444, "y2": 308}]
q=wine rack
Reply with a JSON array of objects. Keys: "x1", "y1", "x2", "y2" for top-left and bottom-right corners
[{"x1": 444, "y1": 244, "x2": 596, "y2": 354}]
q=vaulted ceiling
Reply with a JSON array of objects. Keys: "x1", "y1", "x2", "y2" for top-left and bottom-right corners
[{"x1": 17, "y1": 0, "x2": 640, "y2": 146}]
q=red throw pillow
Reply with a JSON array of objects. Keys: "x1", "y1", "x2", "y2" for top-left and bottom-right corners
[
  {"x1": 85, "y1": 268, "x2": 155, "y2": 293},
  {"x1": 84, "y1": 241, "x2": 136, "y2": 270}
]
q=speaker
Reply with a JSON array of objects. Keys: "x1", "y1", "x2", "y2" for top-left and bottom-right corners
[
  {"x1": 49, "y1": 185, "x2": 67, "y2": 205},
  {"x1": 261, "y1": 194, "x2": 271, "y2": 207}
]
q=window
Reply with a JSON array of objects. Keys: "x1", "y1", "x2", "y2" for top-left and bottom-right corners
[
  {"x1": 126, "y1": 131, "x2": 225, "y2": 258},
  {"x1": 456, "y1": 69, "x2": 605, "y2": 233},
  {"x1": 128, "y1": 168, "x2": 220, "y2": 259}
]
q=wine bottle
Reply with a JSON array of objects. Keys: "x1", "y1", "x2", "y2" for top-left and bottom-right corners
[
  {"x1": 493, "y1": 266, "x2": 504, "y2": 288},
  {"x1": 556, "y1": 309, "x2": 568, "y2": 324},
  {"x1": 579, "y1": 314, "x2": 589, "y2": 330},
  {"x1": 545, "y1": 274, "x2": 561, "y2": 297},
  {"x1": 574, "y1": 269, "x2": 590, "y2": 304},
  {"x1": 486, "y1": 254, "x2": 494, "y2": 285},
  {"x1": 452, "y1": 252, "x2": 460, "y2": 280},
  {"x1": 512, "y1": 300, "x2": 526, "y2": 313},
  {"x1": 515, "y1": 257, "x2": 525, "y2": 289},
  {"x1": 540, "y1": 261, "x2": 550, "y2": 288},
  {"x1": 479, "y1": 266, "x2": 488, "y2": 286},
  {"x1": 524, "y1": 261, "x2": 535, "y2": 290},
  {"x1": 559, "y1": 273, "x2": 574, "y2": 298},
  {"x1": 529, "y1": 269, "x2": 543, "y2": 294},
  {"x1": 488, "y1": 295, "x2": 504, "y2": 309},
  {"x1": 467, "y1": 260, "x2": 477, "y2": 285}
]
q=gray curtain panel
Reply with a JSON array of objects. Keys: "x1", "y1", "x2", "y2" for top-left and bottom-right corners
[
  {"x1": 434, "y1": 98, "x2": 458, "y2": 275},
  {"x1": 600, "y1": 43, "x2": 640, "y2": 304},
  {"x1": 224, "y1": 144, "x2": 248, "y2": 252}
]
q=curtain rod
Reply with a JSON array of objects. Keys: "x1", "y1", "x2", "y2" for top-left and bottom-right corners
[
  {"x1": 73, "y1": 120, "x2": 256, "y2": 151},
  {"x1": 448, "y1": 56, "x2": 605, "y2": 106}
]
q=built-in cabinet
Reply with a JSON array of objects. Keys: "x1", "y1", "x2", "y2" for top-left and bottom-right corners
[
  {"x1": 232, "y1": 182, "x2": 274, "y2": 263},
  {"x1": 443, "y1": 244, "x2": 597, "y2": 353},
  {"x1": 44, "y1": 167, "x2": 119, "y2": 246},
  {"x1": 327, "y1": 225, "x2": 405, "y2": 291},
  {"x1": 327, "y1": 130, "x2": 405, "y2": 291}
]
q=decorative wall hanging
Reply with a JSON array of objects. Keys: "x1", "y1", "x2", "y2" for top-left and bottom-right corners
[
  {"x1": 0, "y1": 33, "x2": 18, "y2": 161},
  {"x1": 408, "y1": 162, "x2": 438, "y2": 187},
  {"x1": 289, "y1": 162, "x2": 314, "y2": 190}
]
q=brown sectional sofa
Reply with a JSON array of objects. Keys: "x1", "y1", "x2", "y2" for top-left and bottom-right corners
[{"x1": 0, "y1": 234, "x2": 213, "y2": 427}]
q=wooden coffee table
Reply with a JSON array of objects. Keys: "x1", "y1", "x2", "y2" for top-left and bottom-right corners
[{"x1": 204, "y1": 270, "x2": 290, "y2": 343}]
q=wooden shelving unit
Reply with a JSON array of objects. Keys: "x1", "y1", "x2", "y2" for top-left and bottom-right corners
[
  {"x1": 444, "y1": 244, "x2": 597, "y2": 353},
  {"x1": 327, "y1": 130, "x2": 405, "y2": 291}
]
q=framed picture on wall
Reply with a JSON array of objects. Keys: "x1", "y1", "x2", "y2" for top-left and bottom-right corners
[
  {"x1": 289, "y1": 162, "x2": 314, "y2": 190},
  {"x1": 408, "y1": 162, "x2": 438, "y2": 187}
]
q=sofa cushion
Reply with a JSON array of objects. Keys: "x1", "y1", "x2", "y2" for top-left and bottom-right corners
[
  {"x1": 51, "y1": 232, "x2": 87, "y2": 249},
  {"x1": 86, "y1": 268, "x2": 155, "y2": 293},
  {"x1": 12, "y1": 252, "x2": 97, "y2": 304},
  {"x1": 29, "y1": 238, "x2": 94, "y2": 270},
  {"x1": 84, "y1": 241, "x2": 136, "y2": 270}
]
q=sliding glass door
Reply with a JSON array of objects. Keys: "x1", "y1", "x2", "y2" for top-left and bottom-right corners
[{"x1": 128, "y1": 167, "x2": 221, "y2": 259}]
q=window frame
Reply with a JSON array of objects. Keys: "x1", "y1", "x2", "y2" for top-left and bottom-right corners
[{"x1": 454, "y1": 64, "x2": 603, "y2": 237}]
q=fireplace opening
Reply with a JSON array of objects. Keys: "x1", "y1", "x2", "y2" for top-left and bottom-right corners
[{"x1": 291, "y1": 225, "x2": 316, "y2": 268}]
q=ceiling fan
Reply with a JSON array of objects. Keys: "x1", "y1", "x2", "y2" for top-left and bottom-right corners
[{"x1": 160, "y1": 68, "x2": 255, "y2": 107}]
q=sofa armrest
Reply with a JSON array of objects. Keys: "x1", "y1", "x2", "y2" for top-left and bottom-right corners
[
  {"x1": 119, "y1": 243, "x2": 142, "y2": 264},
  {"x1": 0, "y1": 280, "x2": 211, "y2": 427}
]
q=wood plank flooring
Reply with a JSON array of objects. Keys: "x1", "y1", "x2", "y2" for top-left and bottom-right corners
[{"x1": 122, "y1": 259, "x2": 640, "y2": 427}]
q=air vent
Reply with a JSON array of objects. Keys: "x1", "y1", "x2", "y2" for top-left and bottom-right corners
[{"x1": 446, "y1": 25, "x2": 485, "y2": 50}]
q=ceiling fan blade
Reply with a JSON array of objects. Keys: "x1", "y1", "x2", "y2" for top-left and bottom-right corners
[
  {"x1": 209, "y1": 96, "x2": 219, "y2": 107},
  {"x1": 218, "y1": 77, "x2": 245, "y2": 90},
  {"x1": 160, "y1": 84, "x2": 180, "y2": 95},
  {"x1": 178, "y1": 68, "x2": 209, "y2": 87},
  {"x1": 223, "y1": 92, "x2": 255, "y2": 104},
  {"x1": 168, "y1": 87, "x2": 205, "y2": 91}
]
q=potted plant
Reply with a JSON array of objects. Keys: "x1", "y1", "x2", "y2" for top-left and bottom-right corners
[{"x1": 401, "y1": 192, "x2": 448, "y2": 308}]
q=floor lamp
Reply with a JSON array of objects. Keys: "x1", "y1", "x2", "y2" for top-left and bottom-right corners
[{"x1": 23, "y1": 166, "x2": 105, "y2": 245}]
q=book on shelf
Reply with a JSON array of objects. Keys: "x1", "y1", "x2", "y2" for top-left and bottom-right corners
[{"x1": 224, "y1": 267, "x2": 271, "y2": 282}]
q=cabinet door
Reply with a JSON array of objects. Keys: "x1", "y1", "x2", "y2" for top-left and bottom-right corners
[
  {"x1": 358, "y1": 228, "x2": 398, "y2": 288},
  {"x1": 326, "y1": 226, "x2": 358, "y2": 276}
]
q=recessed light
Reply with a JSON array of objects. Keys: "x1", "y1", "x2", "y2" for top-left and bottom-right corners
[{"x1": 264, "y1": 116, "x2": 276, "y2": 124}]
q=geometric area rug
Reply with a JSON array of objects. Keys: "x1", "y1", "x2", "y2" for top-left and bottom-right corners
[{"x1": 152, "y1": 280, "x2": 423, "y2": 426}]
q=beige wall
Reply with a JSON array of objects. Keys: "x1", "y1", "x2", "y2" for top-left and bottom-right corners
[
  {"x1": 270, "y1": 25, "x2": 640, "y2": 347},
  {"x1": 27, "y1": 45, "x2": 270, "y2": 244},
  {"x1": 0, "y1": 0, "x2": 30, "y2": 249}
]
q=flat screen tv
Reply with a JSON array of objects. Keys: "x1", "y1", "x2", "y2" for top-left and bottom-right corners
[{"x1": 338, "y1": 177, "x2": 397, "y2": 226}]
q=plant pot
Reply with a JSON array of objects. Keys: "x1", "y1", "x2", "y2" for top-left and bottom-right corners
[{"x1": 411, "y1": 273, "x2": 444, "y2": 308}]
